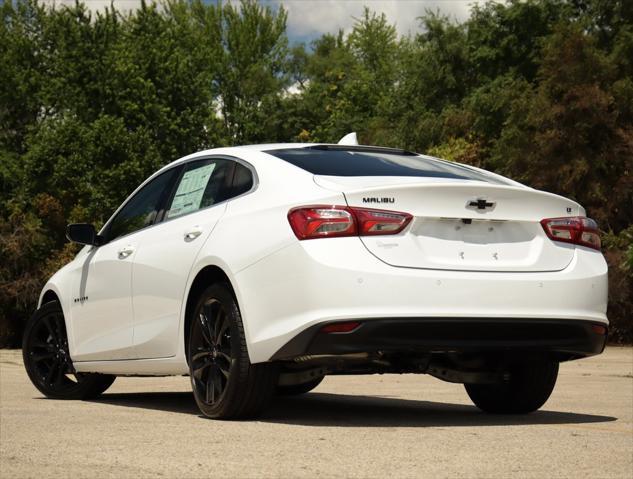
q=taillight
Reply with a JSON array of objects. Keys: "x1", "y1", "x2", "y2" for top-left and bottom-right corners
[
  {"x1": 287, "y1": 206, "x2": 412, "y2": 240},
  {"x1": 352, "y1": 207, "x2": 412, "y2": 235},
  {"x1": 287, "y1": 206, "x2": 357, "y2": 239},
  {"x1": 540, "y1": 216, "x2": 601, "y2": 251}
]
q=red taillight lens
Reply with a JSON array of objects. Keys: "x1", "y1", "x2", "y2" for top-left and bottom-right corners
[
  {"x1": 351, "y1": 207, "x2": 412, "y2": 236},
  {"x1": 540, "y1": 216, "x2": 601, "y2": 251},
  {"x1": 287, "y1": 206, "x2": 356, "y2": 239},
  {"x1": 287, "y1": 206, "x2": 412, "y2": 240}
]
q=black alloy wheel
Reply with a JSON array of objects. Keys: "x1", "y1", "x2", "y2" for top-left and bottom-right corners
[
  {"x1": 22, "y1": 301, "x2": 115, "y2": 400},
  {"x1": 188, "y1": 284, "x2": 278, "y2": 419},
  {"x1": 190, "y1": 298, "x2": 233, "y2": 405}
]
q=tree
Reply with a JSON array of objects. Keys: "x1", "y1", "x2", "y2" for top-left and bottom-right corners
[
  {"x1": 216, "y1": 0, "x2": 288, "y2": 143},
  {"x1": 493, "y1": 24, "x2": 633, "y2": 231}
]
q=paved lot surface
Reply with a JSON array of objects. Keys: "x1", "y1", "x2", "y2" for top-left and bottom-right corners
[{"x1": 1, "y1": 348, "x2": 632, "y2": 478}]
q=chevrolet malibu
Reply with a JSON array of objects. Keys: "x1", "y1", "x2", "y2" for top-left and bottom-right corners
[{"x1": 22, "y1": 140, "x2": 608, "y2": 419}]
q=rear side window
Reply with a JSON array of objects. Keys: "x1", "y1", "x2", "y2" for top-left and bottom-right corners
[
  {"x1": 165, "y1": 159, "x2": 233, "y2": 219},
  {"x1": 266, "y1": 147, "x2": 508, "y2": 184},
  {"x1": 231, "y1": 162, "x2": 254, "y2": 197}
]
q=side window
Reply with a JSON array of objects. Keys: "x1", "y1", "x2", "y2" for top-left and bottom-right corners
[
  {"x1": 106, "y1": 168, "x2": 179, "y2": 242},
  {"x1": 231, "y1": 162, "x2": 254, "y2": 197},
  {"x1": 165, "y1": 159, "x2": 233, "y2": 220}
]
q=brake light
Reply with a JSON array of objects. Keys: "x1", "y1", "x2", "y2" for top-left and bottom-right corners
[
  {"x1": 352, "y1": 208, "x2": 412, "y2": 235},
  {"x1": 540, "y1": 216, "x2": 601, "y2": 251},
  {"x1": 287, "y1": 206, "x2": 412, "y2": 240},
  {"x1": 287, "y1": 206, "x2": 356, "y2": 239}
]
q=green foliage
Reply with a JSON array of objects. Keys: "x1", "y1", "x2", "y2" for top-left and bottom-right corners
[{"x1": 1, "y1": 0, "x2": 632, "y2": 345}]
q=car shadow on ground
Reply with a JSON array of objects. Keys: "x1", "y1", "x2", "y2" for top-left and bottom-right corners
[{"x1": 85, "y1": 391, "x2": 617, "y2": 427}]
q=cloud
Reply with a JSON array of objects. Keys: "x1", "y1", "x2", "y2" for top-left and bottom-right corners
[
  {"x1": 41, "y1": 0, "x2": 494, "y2": 42},
  {"x1": 40, "y1": 0, "x2": 145, "y2": 14},
  {"x1": 263, "y1": 0, "x2": 491, "y2": 43}
]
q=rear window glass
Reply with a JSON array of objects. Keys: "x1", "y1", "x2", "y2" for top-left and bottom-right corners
[{"x1": 265, "y1": 147, "x2": 508, "y2": 184}]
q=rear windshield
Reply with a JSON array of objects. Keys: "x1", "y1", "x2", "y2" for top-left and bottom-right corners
[{"x1": 265, "y1": 147, "x2": 508, "y2": 184}]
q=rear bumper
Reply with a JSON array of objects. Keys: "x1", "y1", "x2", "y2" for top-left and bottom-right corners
[
  {"x1": 270, "y1": 318, "x2": 608, "y2": 360},
  {"x1": 235, "y1": 238, "x2": 608, "y2": 363}
]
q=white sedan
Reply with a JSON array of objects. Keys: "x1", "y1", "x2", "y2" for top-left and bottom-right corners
[{"x1": 22, "y1": 139, "x2": 608, "y2": 419}]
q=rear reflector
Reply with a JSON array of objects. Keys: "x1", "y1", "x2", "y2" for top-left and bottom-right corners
[
  {"x1": 591, "y1": 324, "x2": 607, "y2": 336},
  {"x1": 540, "y1": 216, "x2": 601, "y2": 251},
  {"x1": 321, "y1": 321, "x2": 361, "y2": 333},
  {"x1": 288, "y1": 206, "x2": 412, "y2": 240}
]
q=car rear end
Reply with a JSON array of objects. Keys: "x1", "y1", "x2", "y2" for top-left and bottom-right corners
[
  {"x1": 238, "y1": 145, "x2": 607, "y2": 363},
  {"x1": 233, "y1": 144, "x2": 609, "y2": 413}
]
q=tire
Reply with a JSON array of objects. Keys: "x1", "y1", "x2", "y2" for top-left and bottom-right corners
[
  {"x1": 277, "y1": 376, "x2": 324, "y2": 396},
  {"x1": 22, "y1": 301, "x2": 116, "y2": 400},
  {"x1": 187, "y1": 283, "x2": 278, "y2": 419},
  {"x1": 464, "y1": 359, "x2": 559, "y2": 414}
]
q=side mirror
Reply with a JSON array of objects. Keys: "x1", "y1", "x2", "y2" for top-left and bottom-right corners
[{"x1": 66, "y1": 224, "x2": 103, "y2": 246}]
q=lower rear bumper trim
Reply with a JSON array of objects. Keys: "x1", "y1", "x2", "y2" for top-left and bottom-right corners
[{"x1": 270, "y1": 318, "x2": 607, "y2": 361}]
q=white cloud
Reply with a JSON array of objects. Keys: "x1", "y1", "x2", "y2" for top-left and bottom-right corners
[
  {"x1": 40, "y1": 1, "x2": 145, "y2": 14},
  {"x1": 266, "y1": 0, "x2": 492, "y2": 42},
  {"x1": 41, "y1": 1, "x2": 495, "y2": 41}
]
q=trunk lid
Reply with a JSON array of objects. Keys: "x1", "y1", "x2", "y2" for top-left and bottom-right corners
[{"x1": 315, "y1": 176, "x2": 582, "y2": 272}]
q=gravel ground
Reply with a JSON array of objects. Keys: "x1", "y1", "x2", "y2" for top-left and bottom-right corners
[{"x1": 1, "y1": 347, "x2": 631, "y2": 478}]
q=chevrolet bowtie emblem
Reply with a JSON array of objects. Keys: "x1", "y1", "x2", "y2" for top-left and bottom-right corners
[{"x1": 467, "y1": 198, "x2": 496, "y2": 210}]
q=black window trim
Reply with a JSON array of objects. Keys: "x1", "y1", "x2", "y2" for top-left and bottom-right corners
[{"x1": 98, "y1": 155, "x2": 258, "y2": 245}]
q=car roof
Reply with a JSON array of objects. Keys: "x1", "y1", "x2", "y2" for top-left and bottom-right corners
[
  {"x1": 155, "y1": 143, "x2": 317, "y2": 172},
  {"x1": 160, "y1": 143, "x2": 420, "y2": 169}
]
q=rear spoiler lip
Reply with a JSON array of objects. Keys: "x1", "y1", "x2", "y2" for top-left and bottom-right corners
[{"x1": 305, "y1": 144, "x2": 418, "y2": 156}]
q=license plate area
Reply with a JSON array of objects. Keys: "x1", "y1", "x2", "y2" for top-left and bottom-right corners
[{"x1": 409, "y1": 218, "x2": 540, "y2": 268}]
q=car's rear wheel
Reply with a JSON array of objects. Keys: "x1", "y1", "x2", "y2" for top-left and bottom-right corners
[
  {"x1": 188, "y1": 283, "x2": 277, "y2": 419},
  {"x1": 22, "y1": 301, "x2": 116, "y2": 400},
  {"x1": 277, "y1": 376, "x2": 324, "y2": 396},
  {"x1": 464, "y1": 359, "x2": 559, "y2": 414}
]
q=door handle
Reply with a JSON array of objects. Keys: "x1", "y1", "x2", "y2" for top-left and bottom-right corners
[
  {"x1": 117, "y1": 246, "x2": 135, "y2": 259},
  {"x1": 184, "y1": 226, "x2": 203, "y2": 241}
]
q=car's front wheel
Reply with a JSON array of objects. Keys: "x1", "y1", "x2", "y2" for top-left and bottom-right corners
[
  {"x1": 464, "y1": 359, "x2": 559, "y2": 414},
  {"x1": 188, "y1": 284, "x2": 278, "y2": 419},
  {"x1": 22, "y1": 301, "x2": 116, "y2": 400}
]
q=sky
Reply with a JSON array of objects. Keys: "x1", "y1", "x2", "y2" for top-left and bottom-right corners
[{"x1": 42, "y1": 0, "x2": 492, "y2": 44}]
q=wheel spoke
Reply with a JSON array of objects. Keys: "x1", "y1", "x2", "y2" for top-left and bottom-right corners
[
  {"x1": 191, "y1": 350, "x2": 209, "y2": 362},
  {"x1": 53, "y1": 314, "x2": 64, "y2": 343},
  {"x1": 205, "y1": 367, "x2": 214, "y2": 403},
  {"x1": 54, "y1": 363, "x2": 66, "y2": 385},
  {"x1": 197, "y1": 313, "x2": 213, "y2": 345},
  {"x1": 213, "y1": 309, "x2": 224, "y2": 342},
  {"x1": 32, "y1": 340, "x2": 56, "y2": 352},
  {"x1": 217, "y1": 363, "x2": 230, "y2": 379},
  {"x1": 216, "y1": 314, "x2": 230, "y2": 345},
  {"x1": 45, "y1": 361, "x2": 57, "y2": 385},
  {"x1": 192, "y1": 361, "x2": 211, "y2": 380},
  {"x1": 41, "y1": 316, "x2": 56, "y2": 342},
  {"x1": 216, "y1": 350, "x2": 231, "y2": 363},
  {"x1": 212, "y1": 367, "x2": 223, "y2": 399},
  {"x1": 30, "y1": 351, "x2": 55, "y2": 363}
]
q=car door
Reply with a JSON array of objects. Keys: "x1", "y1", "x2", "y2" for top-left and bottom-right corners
[
  {"x1": 68, "y1": 168, "x2": 180, "y2": 361},
  {"x1": 131, "y1": 158, "x2": 254, "y2": 359}
]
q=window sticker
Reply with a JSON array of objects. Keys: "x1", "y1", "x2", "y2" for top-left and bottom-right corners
[{"x1": 167, "y1": 163, "x2": 216, "y2": 218}]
